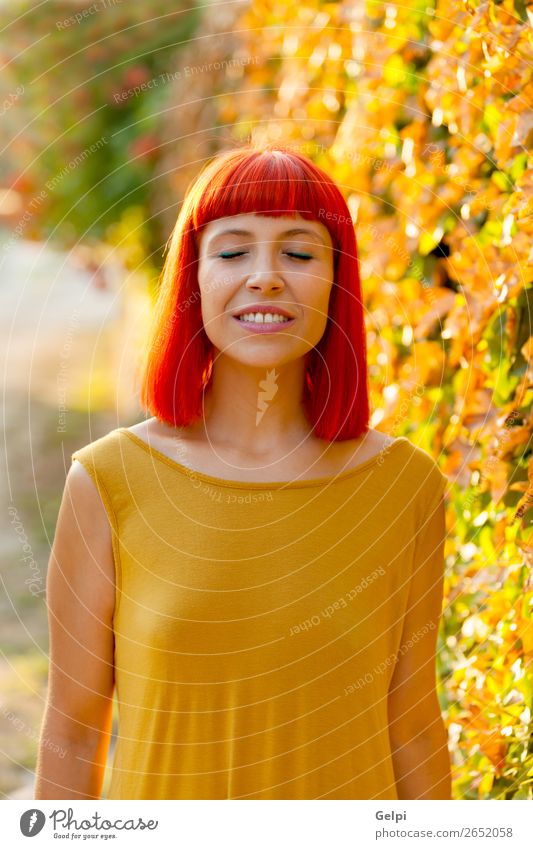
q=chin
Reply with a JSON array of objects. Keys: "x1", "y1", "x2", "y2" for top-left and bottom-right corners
[{"x1": 227, "y1": 347, "x2": 300, "y2": 369}]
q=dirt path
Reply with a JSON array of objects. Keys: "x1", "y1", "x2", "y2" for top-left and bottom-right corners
[{"x1": 0, "y1": 231, "x2": 148, "y2": 798}]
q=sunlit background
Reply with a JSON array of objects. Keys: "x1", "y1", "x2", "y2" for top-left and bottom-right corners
[{"x1": 0, "y1": 0, "x2": 532, "y2": 799}]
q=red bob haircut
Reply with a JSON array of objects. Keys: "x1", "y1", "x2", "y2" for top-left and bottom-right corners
[{"x1": 139, "y1": 142, "x2": 370, "y2": 442}]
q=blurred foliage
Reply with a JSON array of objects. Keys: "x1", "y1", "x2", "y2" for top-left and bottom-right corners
[
  {"x1": 207, "y1": 0, "x2": 532, "y2": 799},
  {"x1": 0, "y1": 0, "x2": 200, "y2": 251}
]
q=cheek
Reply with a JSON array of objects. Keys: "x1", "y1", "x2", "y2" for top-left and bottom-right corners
[
  {"x1": 199, "y1": 284, "x2": 233, "y2": 325},
  {"x1": 303, "y1": 278, "x2": 334, "y2": 323},
  {"x1": 198, "y1": 265, "x2": 227, "y2": 310}
]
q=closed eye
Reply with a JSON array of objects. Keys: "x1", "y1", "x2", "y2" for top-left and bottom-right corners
[{"x1": 217, "y1": 251, "x2": 313, "y2": 260}]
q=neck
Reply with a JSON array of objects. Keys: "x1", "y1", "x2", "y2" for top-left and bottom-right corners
[{"x1": 199, "y1": 354, "x2": 314, "y2": 456}]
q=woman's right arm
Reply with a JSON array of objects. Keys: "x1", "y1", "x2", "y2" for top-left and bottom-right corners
[{"x1": 34, "y1": 460, "x2": 116, "y2": 799}]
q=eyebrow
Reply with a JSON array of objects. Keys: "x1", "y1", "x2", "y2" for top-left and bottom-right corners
[{"x1": 206, "y1": 227, "x2": 329, "y2": 248}]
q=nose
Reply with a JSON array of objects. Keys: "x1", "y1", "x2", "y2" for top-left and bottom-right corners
[
  {"x1": 245, "y1": 272, "x2": 285, "y2": 294},
  {"x1": 244, "y1": 245, "x2": 285, "y2": 293}
]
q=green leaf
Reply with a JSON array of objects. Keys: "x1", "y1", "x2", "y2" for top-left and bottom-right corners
[
  {"x1": 384, "y1": 54, "x2": 407, "y2": 87},
  {"x1": 509, "y1": 153, "x2": 528, "y2": 182},
  {"x1": 491, "y1": 171, "x2": 514, "y2": 192},
  {"x1": 482, "y1": 103, "x2": 503, "y2": 135},
  {"x1": 511, "y1": 286, "x2": 533, "y2": 364},
  {"x1": 514, "y1": 0, "x2": 528, "y2": 23},
  {"x1": 512, "y1": 785, "x2": 533, "y2": 799},
  {"x1": 479, "y1": 525, "x2": 497, "y2": 561}
]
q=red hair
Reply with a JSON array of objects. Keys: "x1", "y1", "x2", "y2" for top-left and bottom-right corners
[{"x1": 139, "y1": 142, "x2": 370, "y2": 441}]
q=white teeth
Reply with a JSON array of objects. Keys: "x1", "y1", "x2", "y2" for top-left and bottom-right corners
[{"x1": 237, "y1": 312, "x2": 291, "y2": 323}]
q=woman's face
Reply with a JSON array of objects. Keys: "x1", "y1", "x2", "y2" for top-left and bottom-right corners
[{"x1": 196, "y1": 213, "x2": 335, "y2": 368}]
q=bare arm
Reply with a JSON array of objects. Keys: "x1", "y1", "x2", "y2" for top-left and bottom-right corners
[
  {"x1": 388, "y1": 493, "x2": 452, "y2": 800},
  {"x1": 34, "y1": 460, "x2": 116, "y2": 799}
]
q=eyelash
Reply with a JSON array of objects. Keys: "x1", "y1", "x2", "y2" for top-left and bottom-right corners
[{"x1": 217, "y1": 251, "x2": 313, "y2": 261}]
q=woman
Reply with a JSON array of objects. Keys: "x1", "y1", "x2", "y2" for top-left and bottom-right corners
[{"x1": 35, "y1": 143, "x2": 451, "y2": 800}]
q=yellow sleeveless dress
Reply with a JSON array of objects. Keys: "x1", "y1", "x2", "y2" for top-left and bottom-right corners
[{"x1": 71, "y1": 427, "x2": 447, "y2": 800}]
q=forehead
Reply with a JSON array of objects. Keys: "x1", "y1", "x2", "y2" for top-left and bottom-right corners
[{"x1": 198, "y1": 213, "x2": 332, "y2": 247}]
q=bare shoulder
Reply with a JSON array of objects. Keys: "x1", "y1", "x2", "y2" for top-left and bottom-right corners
[
  {"x1": 364, "y1": 428, "x2": 396, "y2": 452},
  {"x1": 328, "y1": 427, "x2": 396, "y2": 470},
  {"x1": 67, "y1": 457, "x2": 107, "y2": 505},
  {"x1": 63, "y1": 460, "x2": 114, "y2": 552},
  {"x1": 124, "y1": 417, "x2": 190, "y2": 440},
  {"x1": 124, "y1": 417, "x2": 204, "y2": 452},
  {"x1": 123, "y1": 418, "x2": 152, "y2": 439}
]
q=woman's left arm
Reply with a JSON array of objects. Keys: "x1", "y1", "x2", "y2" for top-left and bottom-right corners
[{"x1": 387, "y1": 491, "x2": 452, "y2": 800}]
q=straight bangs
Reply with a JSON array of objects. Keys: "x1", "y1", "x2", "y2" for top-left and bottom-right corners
[
  {"x1": 139, "y1": 144, "x2": 370, "y2": 442},
  {"x1": 191, "y1": 149, "x2": 342, "y2": 261}
]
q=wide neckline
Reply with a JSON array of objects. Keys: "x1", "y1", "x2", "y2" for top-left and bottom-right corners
[{"x1": 118, "y1": 428, "x2": 409, "y2": 491}]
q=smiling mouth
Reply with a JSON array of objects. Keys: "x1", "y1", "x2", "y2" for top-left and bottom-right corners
[
  {"x1": 232, "y1": 313, "x2": 296, "y2": 332},
  {"x1": 235, "y1": 312, "x2": 293, "y2": 324}
]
